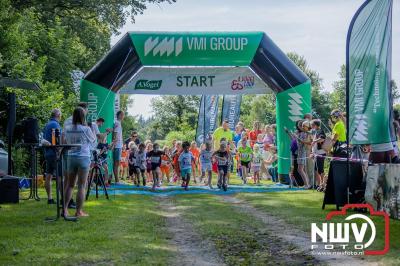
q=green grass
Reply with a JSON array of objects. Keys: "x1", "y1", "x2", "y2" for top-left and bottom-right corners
[
  {"x1": 0, "y1": 193, "x2": 172, "y2": 265},
  {"x1": 237, "y1": 191, "x2": 400, "y2": 265},
  {"x1": 173, "y1": 194, "x2": 315, "y2": 265}
]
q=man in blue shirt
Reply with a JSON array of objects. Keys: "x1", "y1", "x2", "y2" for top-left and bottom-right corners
[{"x1": 43, "y1": 109, "x2": 62, "y2": 204}]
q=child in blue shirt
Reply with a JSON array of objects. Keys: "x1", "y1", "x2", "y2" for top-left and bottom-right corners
[{"x1": 178, "y1": 141, "x2": 195, "y2": 190}]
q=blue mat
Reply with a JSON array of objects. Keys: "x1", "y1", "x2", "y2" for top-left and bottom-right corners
[{"x1": 91, "y1": 183, "x2": 302, "y2": 197}]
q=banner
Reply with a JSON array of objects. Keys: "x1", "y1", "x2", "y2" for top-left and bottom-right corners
[
  {"x1": 120, "y1": 67, "x2": 270, "y2": 95},
  {"x1": 365, "y1": 164, "x2": 400, "y2": 220},
  {"x1": 221, "y1": 95, "x2": 242, "y2": 131},
  {"x1": 347, "y1": 0, "x2": 393, "y2": 144},
  {"x1": 130, "y1": 32, "x2": 263, "y2": 66},
  {"x1": 196, "y1": 95, "x2": 219, "y2": 145}
]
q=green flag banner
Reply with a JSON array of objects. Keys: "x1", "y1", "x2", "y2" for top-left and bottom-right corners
[
  {"x1": 347, "y1": 0, "x2": 393, "y2": 145},
  {"x1": 129, "y1": 32, "x2": 263, "y2": 66},
  {"x1": 276, "y1": 82, "x2": 311, "y2": 175}
]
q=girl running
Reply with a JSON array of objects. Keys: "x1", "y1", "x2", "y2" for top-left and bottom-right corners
[
  {"x1": 145, "y1": 142, "x2": 153, "y2": 184},
  {"x1": 128, "y1": 143, "x2": 138, "y2": 185},
  {"x1": 160, "y1": 146, "x2": 172, "y2": 183},
  {"x1": 178, "y1": 141, "x2": 195, "y2": 191},
  {"x1": 238, "y1": 140, "x2": 253, "y2": 184},
  {"x1": 200, "y1": 142, "x2": 213, "y2": 188},
  {"x1": 213, "y1": 142, "x2": 230, "y2": 191},
  {"x1": 172, "y1": 141, "x2": 183, "y2": 183},
  {"x1": 135, "y1": 143, "x2": 147, "y2": 186},
  {"x1": 119, "y1": 143, "x2": 129, "y2": 181},
  {"x1": 146, "y1": 143, "x2": 164, "y2": 191},
  {"x1": 252, "y1": 145, "x2": 263, "y2": 184},
  {"x1": 189, "y1": 141, "x2": 200, "y2": 183}
]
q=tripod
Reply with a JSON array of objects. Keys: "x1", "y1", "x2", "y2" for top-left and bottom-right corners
[
  {"x1": 86, "y1": 157, "x2": 109, "y2": 200},
  {"x1": 21, "y1": 144, "x2": 40, "y2": 201}
]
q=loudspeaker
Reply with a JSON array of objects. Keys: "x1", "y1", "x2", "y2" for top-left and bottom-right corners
[
  {"x1": 0, "y1": 176, "x2": 19, "y2": 204},
  {"x1": 22, "y1": 117, "x2": 39, "y2": 144}
]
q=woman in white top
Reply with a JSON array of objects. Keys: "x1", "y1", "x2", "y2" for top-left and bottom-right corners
[{"x1": 63, "y1": 107, "x2": 95, "y2": 217}]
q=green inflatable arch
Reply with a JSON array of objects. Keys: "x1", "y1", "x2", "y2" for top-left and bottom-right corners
[{"x1": 80, "y1": 32, "x2": 311, "y2": 181}]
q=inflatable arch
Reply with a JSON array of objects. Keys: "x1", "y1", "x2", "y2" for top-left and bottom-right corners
[{"x1": 80, "y1": 32, "x2": 311, "y2": 181}]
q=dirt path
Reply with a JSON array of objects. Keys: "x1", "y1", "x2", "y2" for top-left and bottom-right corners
[
  {"x1": 221, "y1": 195, "x2": 377, "y2": 266},
  {"x1": 160, "y1": 198, "x2": 225, "y2": 266}
]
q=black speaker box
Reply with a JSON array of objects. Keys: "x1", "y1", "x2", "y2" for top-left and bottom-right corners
[
  {"x1": 22, "y1": 117, "x2": 39, "y2": 144},
  {"x1": 0, "y1": 176, "x2": 19, "y2": 204}
]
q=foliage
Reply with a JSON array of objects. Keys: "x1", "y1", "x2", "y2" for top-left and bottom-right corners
[
  {"x1": 240, "y1": 94, "x2": 276, "y2": 127},
  {"x1": 150, "y1": 95, "x2": 200, "y2": 139},
  {"x1": 119, "y1": 94, "x2": 138, "y2": 139}
]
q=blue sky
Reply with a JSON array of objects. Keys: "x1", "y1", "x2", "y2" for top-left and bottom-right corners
[{"x1": 111, "y1": 0, "x2": 400, "y2": 118}]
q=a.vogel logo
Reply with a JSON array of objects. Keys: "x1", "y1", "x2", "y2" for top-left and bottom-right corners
[
  {"x1": 310, "y1": 204, "x2": 390, "y2": 256},
  {"x1": 134, "y1": 80, "x2": 162, "y2": 90},
  {"x1": 288, "y1": 92, "x2": 304, "y2": 122},
  {"x1": 144, "y1": 37, "x2": 183, "y2": 56}
]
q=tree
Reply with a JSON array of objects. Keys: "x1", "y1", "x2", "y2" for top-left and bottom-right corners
[
  {"x1": 150, "y1": 96, "x2": 200, "y2": 139},
  {"x1": 287, "y1": 52, "x2": 331, "y2": 125}
]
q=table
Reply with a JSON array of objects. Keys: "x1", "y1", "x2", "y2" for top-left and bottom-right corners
[{"x1": 44, "y1": 144, "x2": 81, "y2": 222}]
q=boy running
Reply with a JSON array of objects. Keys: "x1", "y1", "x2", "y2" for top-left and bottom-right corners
[
  {"x1": 178, "y1": 141, "x2": 195, "y2": 191},
  {"x1": 146, "y1": 143, "x2": 164, "y2": 191},
  {"x1": 238, "y1": 140, "x2": 253, "y2": 184},
  {"x1": 213, "y1": 142, "x2": 230, "y2": 191}
]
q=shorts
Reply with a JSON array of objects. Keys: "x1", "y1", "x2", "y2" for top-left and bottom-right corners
[
  {"x1": 315, "y1": 155, "x2": 325, "y2": 174},
  {"x1": 160, "y1": 166, "x2": 170, "y2": 175},
  {"x1": 252, "y1": 165, "x2": 261, "y2": 173},
  {"x1": 129, "y1": 166, "x2": 136, "y2": 176},
  {"x1": 201, "y1": 163, "x2": 212, "y2": 172},
  {"x1": 181, "y1": 168, "x2": 192, "y2": 178},
  {"x1": 240, "y1": 161, "x2": 250, "y2": 168},
  {"x1": 66, "y1": 156, "x2": 91, "y2": 174},
  {"x1": 151, "y1": 164, "x2": 161, "y2": 171},
  {"x1": 136, "y1": 167, "x2": 145, "y2": 174},
  {"x1": 113, "y1": 148, "x2": 122, "y2": 162},
  {"x1": 45, "y1": 156, "x2": 58, "y2": 176},
  {"x1": 217, "y1": 165, "x2": 228, "y2": 175}
]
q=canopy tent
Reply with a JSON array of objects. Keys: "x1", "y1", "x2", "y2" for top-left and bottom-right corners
[{"x1": 80, "y1": 31, "x2": 311, "y2": 180}]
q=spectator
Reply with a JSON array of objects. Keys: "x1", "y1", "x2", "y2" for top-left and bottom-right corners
[
  {"x1": 304, "y1": 113, "x2": 313, "y2": 121},
  {"x1": 124, "y1": 131, "x2": 140, "y2": 149},
  {"x1": 213, "y1": 120, "x2": 233, "y2": 150},
  {"x1": 63, "y1": 107, "x2": 95, "y2": 217},
  {"x1": 297, "y1": 120, "x2": 312, "y2": 188},
  {"x1": 249, "y1": 121, "x2": 262, "y2": 148},
  {"x1": 330, "y1": 110, "x2": 347, "y2": 157},
  {"x1": 112, "y1": 110, "x2": 125, "y2": 184},
  {"x1": 43, "y1": 108, "x2": 62, "y2": 204},
  {"x1": 311, "y1": 119, "x2": 326, "y2": 189},
  {"x1": 88, "y1": 117, "x2": 111, "y2": 151}
]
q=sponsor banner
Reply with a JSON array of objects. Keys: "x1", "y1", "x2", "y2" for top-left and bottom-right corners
[
  {"x1": 196, "y1": 95, "x2": 219, "y2": 145},
  {"x1": 129, "y1": 32, "x2": 263, "y2": 66},
  {"x1": 347, "y1": 0, "x2": 393, "y2": 144},
  {"x1": 221, "y1": 95, "x2": 242, "y2": 131},
  {"x1": 120, "y1": 67, "x2": 271, "y2": 95},
  {"x1": 276, "y1": 82, "x2": 311, "y2": 175},
  {"x1": 365, "y1": 164, "x2": 400, "y2": 220}
]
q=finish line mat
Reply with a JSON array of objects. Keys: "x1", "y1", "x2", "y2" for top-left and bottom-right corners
[{"x1": 90, "y1": 183, "x2": 302, "y2": 197}]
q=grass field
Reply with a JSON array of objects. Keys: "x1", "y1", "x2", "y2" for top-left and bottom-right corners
[{"x1": 0, "y1": 182, "x2": 399, "y2": 265}]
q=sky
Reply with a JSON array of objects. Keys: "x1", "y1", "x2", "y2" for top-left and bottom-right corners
[{"x1": 110, "y1": 0, "x2": 400, "y2": 119}]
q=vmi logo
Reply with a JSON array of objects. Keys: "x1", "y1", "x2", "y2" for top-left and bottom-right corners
[
  {"x1": 288, "y1": 92, "x2": 304, "y2": 122},
  {"x1": 144, "y1": 37, "x2": 183, "y2": 57},
  {"x1": 135, "y1": 80, "x2": 162, "y2": 90}
]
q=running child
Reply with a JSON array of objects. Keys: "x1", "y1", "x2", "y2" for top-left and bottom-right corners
[
  {"x1": 128, "y1": 143, "x2": 139, "y2": 186},
  {"x1": 146, "y1": 143, "x2": 164, "y2": 191},
  {"x1": 189, "y1": 141, "x2": 200, "y2": 183},
  {"x1": 119, "y1": 143, "x2": 129, "y2": 181},
  {"x1": 135, "y1": 143, "x2": 147, "y2": 186},
  {"x1": 172, "y1": 141, "x2": 183, "y2": 183},
  {"x1": 160, "y1": 146, "x2": 172, "y2": 183},
  {"x1": 238, "y1": 140, "x2": 253, "y2": 184},
  {"x1": 178, "y1": 141, "x2": 195, "y2": 191},
  {"x1": 213, "y1": 142, "x2": 230, "y2": 191},
  {"x1": 252, "y1": 144, "x2": 263, "y2": 184},
  {"x1": 145, "y1": 142, "x2": 153, "y2": 184},
  {"x1": 200, "y1": 142, "x2": 213, "y2": 188}
]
